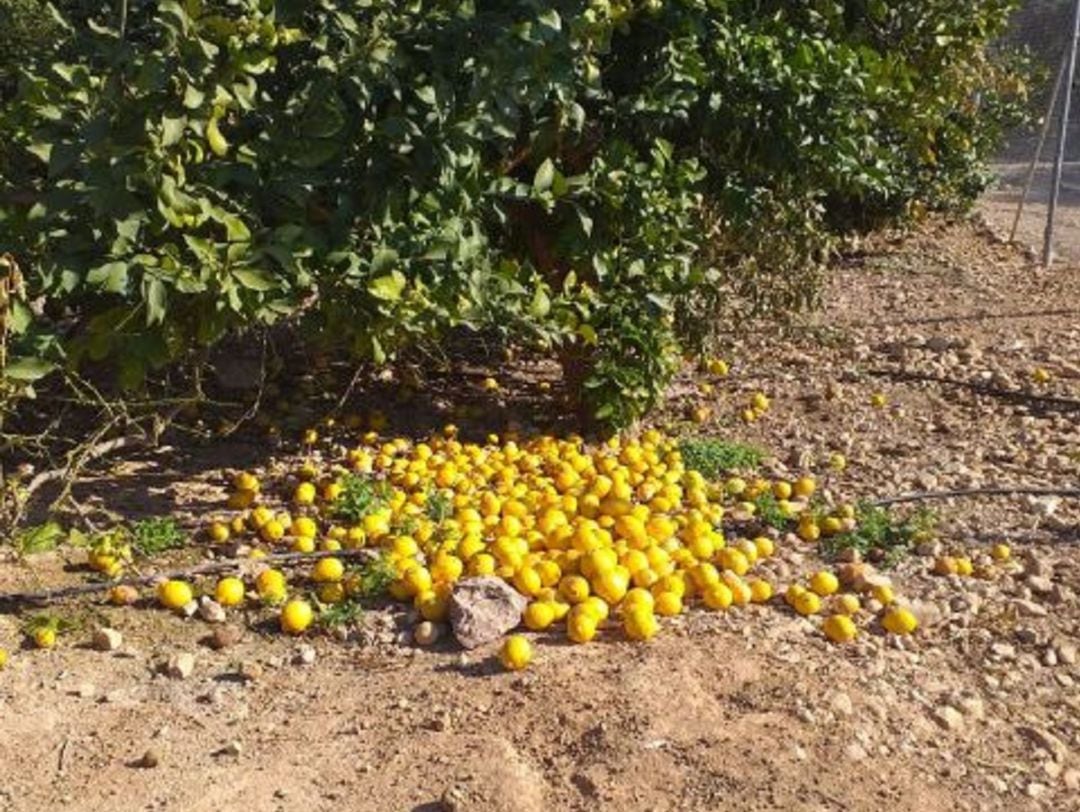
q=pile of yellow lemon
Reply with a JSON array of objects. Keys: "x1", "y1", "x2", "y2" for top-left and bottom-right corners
[{"x1": 184, "y1": 426, "x2": 933, "y2": 664}]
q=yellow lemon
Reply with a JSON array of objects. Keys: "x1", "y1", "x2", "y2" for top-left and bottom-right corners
[
  {"x1": 158, "y1": 580, "x2": 194, "y2": 611},
  {"x1": 654, "y1": 591, "x2": 683, "y2": 616},
  {"x1": 623, "y1": 605, "x2": 658, "y2": 641},
  {"x1": 215, "y1": 577, "x2": 245, "y2": 607},
  {"x1": 523, "y1": 601, "x2": 556, "y2": 631},
  {"x1": 822, "y1": 614, "x2": 857, "y2": 643},
  {"x1": 881, "y1": 606, "x2": 918, "y2": 635},
  {"x1": 280, "y1": 599, "x2": 314, "y2": 634},
  {"x1": 809, "y1": 571, "x2": 839, "y2": 597},
  {"x1": 500, "y1": 634, "x2": 532, "y2": 670}
]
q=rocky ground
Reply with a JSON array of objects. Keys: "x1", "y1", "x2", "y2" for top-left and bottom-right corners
[{"x1": 1, "y1": 216, "x2": 1078, "y2": 812}]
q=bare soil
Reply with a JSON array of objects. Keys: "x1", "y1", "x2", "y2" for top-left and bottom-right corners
[{"x1": 1, "y1": 217, "x2": 1079, "y2": 812}]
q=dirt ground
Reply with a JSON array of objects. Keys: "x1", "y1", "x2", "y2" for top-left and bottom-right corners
[{"x1": 1, "y1": 217, "x2": 1078, "y2": 812}]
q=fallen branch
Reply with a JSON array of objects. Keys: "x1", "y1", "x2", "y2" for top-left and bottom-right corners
[
  {"x1": 872, "y1": 486, "x2": 1080, "y2": 508},
  {"x1": 0, "y1": 548, "x2": 381, "y2": 610}
]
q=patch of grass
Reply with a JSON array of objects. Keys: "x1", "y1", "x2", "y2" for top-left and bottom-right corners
[
  {"x1": 319, "y1": 555, "x2": 397, "y2": 627},
  {"x1": 333, "y1": 473, "x2": 391, "y2": 524},
  {"x1": 752, "y1": 492, "x2": 789, "y2": 530},
  {"x1": 820, "y1": 503, "x2": 936, "y2": 569},
  {"x1": 351, "y1": 554, "x2": 397, "y2": 600},
  {"x1": 9, "y1": 521, "x2": 65, "y2": 556},
  {"x1": 679, "y1": 438, "x2": 765, "y2": 479},
  {"x1": 426, "y1": 488, "x2": 453, "y2": 523},
  {"x1": 131, "y1": 517, "x2": 185, "y2": 557},
  {"x1": 319, "y1": 599, "x2": 365, "y2": 628}
]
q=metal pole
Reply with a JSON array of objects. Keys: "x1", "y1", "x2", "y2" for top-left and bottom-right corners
[
  {"x1": 1011, "y1": 56, "x2": 1067, "y2": 243},
  {"x1": 1043, "y1": 0, "x2": 1080, "y2": 267}
]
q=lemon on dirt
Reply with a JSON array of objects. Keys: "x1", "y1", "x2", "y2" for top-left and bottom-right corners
[
  {"x1": 567, "y1": 607, "x2": 599, "y2": 644},
  {"x1": 158, "y1": 579, "x2": 194, "y2": 611},
  {"x1": 280, "y1": 599, "x2": 314, "y2": 635},
  {"x1": 499, "y1": 634, "x2": 532, "y2": 670},
  {"x1": 623, "y1": 604, "x2": 659, "y2": 641},
  {"x1": 809, "y1": 570, "x2": 839, "y2": 597},
  {"x1": 792, "y1": 590, "x2": 821, "y2": 616},
  {"x1": 822, "y1": 614, "x2": 858, "y2": 643},
  {"x1": 255, "y1": 569, "x2": 287, "y2": 603},
  {"x1": 312, "y1": 557, "x2": 345, "y2": 583},
  {"x1": 109, "y1": 584, "x2": 139, "y2": 606},
  {"x1": 207, "y1": 521, "x2": 231, "y2": 544},
  {"x1": 523, "y1": 601, "x2": 557, "y2": 631},
  {"x1": 294, "y1": 481, "x2": 317, "y2": 506},
  {"x1": 834, "y1": 594, "x2": 861, "y2": 615},
  {"x1": 990, "y1": 543, "x2": 1011, "y2": 562},
  {"x1": 215, "y1": 577, "x2": 246, "y2": 607},
  {"x1": 33, "y1": 627, "x2": 57, "y2": 649},
  {"x1": 881, "y1": 606, "x2": 918, "y2": 635}
]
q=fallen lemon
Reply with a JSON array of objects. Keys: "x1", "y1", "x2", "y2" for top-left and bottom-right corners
[
  {"x1": 499, "y1": 634, "x2": 532, "y2": 670},
  {"x1": 158, "y1": 580, "x2": 194, "y2": 611},
  {"x1": 822, "y1": 614, "x2": 857, "y2": 643},
  {"x1": 280, "y1": 599, "x2": 314, "y2": 634},
  {"x1": 215, "y1": 577, "x2": 246, "y2": 607}
]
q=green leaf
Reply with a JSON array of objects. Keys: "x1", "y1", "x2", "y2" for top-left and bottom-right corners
[
  {"x1": 87, "y1": 261, "x2": 130, "y2": 293},
  {"x1": 13, "y1": 522, "x2": 66, "y2": 556},
  {"x1": 368, "y1": 271, "x2": 407, "y2": 301},
  {"x1": 4, "y1": 356, "x2": 56, "y2": 382},
  {"x1": 233, "y1": 268, "x2": 277, "y2": 291},
  {"x1": 162, "y1": 115, "x2": 187, "y2": 146},
  {"x1": 182, "y1": 85, "x2": 205, "y2": 109},
  {"x1": 537, "y1": 9, "x2": 561, "y2": 31},
  {"x1": 530, "y1": 287, "x2": 551, "y2": 318},
  {"x1": 145, "y1": 278, "x2": 167, "y2": 325},
  {"x1": 533, "y1": 158, "x2": 555, "y2": 192}
]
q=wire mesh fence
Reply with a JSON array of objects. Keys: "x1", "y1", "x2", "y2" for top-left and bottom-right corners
[{"x1": 982, "y1": 0, "x2": 1080, "y2": 265}]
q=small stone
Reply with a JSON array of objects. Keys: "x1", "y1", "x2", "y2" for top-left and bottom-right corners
[
  {"x1": 990, "y1": 642, "x2": 1016, "y2": 660},
  {"x1": 1056, "y1": 642, "x2": 1077, "y2": 665},
  {"x1": 238, "y1": 661, "x2": 263, "y2": 682},
  {"x1": 209, "y1": 626, "x2": 244, "y2": 650},
  {"x1": 1014, "y1": 599, "x2": 1048, "y2": 618},
  {"x1": 92, "y1": 627, "x2": 123, "y2": 652},
  {"x1": 73, "y1": 682, "x2": 96, "y2": 699},
  {"x1": 198, "y1": 597, "x2": 227, "y2": 624},
  {"x1": 957, "y1": 696, "x2": 985, "y2": 720},
  {"x1": 441, "y1": 783, "x2": 469, "y2": 812},
  {"x1": 1025, "y1": 782, "x2": 1046, "y2": 799},
  {"x1": 137, "y1": 748, "x2": 161, "y2": 769},
  {"x1": 1042, "y1": 648, "x2": 1058, "y2": 667},
  {"x1": 1025, "y1": 576, "x2": 1053, "y2": 595},
  {"x1": 828, "y1": 692, "x2": 854, "y2": 717},
  {"x1": 180, "y1": 600, "x2": 199, "y2": 619},
  {"x1": 1063, "y1": 769, "x2": 1080, "y2": 791},
  {"x1": 216, "y1": 740, "x2": 243, "y2": 758},
  {"x1": 931, "y1": 705, "x2": 964, "y2": 731},
  {"x1": 294, "y1": 644, "x2": 316, "y2": 666},
  {"x1": 844, "y1": 743, "x2": 867, "y2": 761},
  {"x1": 414, "y1": 621, "x2": 442, "y2": 647},
  {"x1": 165, "y1": 652, "x2": 195, "y2": 680}
]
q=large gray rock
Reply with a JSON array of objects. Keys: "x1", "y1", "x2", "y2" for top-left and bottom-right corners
[{"x1": 449, "y1": 577, "x2": 527, "y2": 649}]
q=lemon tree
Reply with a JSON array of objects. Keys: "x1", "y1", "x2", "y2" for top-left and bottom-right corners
[{"x1": 0, "y1": 0, "x2": 1026, "y2": 427}]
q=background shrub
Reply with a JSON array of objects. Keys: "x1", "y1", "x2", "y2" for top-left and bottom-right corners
[{"x1": 0, "y1": 0, "x2": 1027, "y2": 429}]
